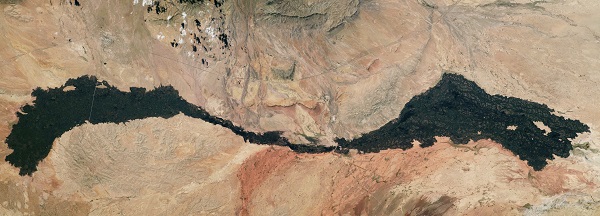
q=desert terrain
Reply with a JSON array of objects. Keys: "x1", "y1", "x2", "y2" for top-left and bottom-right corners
[{"x1": 1, "y1": 0, "x2": 600, "y2": 215}]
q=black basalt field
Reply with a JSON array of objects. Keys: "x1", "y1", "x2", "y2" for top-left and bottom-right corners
[
  {"x1": 5, "y1": 76, "x2": 332, "y2": 176},
  {"x1": 4, "y1": 73, "x2": 590, "y2": 175},
  {"x1": 335, "y1": 73, "x2": 589, "y2": 170}
]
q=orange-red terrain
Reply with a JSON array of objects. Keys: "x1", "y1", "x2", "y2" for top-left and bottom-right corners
[{"x1": 236, "y1": 138, "x2": 597, "y2": 215}]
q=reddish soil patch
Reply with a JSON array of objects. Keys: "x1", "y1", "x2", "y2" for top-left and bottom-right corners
[{"x1": 237, "y1": 147, "x2": 297, "y2": 216}]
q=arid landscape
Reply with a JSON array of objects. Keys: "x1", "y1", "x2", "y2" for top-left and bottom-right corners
[{"x1": 1, "y1": 0, "x2": 600, "y2": 215}]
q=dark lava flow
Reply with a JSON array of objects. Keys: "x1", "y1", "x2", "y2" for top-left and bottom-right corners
[
  {"x1": 5, "y1": 76, "x2": 332, "y2": 176},
  {"x1": 335, "y1": 73, "x2": 589, "y2": 170},
  {"x1": 4, "y1": 73, "x2": 589, "y2": 175}
]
